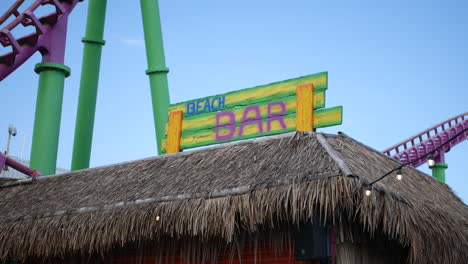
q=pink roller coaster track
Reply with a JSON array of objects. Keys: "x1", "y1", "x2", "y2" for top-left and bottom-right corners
[
  {"x1": 383, "y1": 113, "x2": 467, "y2": 168},
  {"x1": 0, "y1": 0, "x2": 83, "y2": 81}
]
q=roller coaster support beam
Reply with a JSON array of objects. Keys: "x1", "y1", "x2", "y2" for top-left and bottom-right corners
[
  {"x1": 30, "y1": 18, "x2": 70, "y2": 175},
  {"x1": 140, "y1": 0, "x2": 170, "y2": 155},
  {"x1": 430, "y1": 154, "x2": 448, "y2": 183},
  {"x1": 71, "y1": 0, "x2": 108, "y2": 171}
]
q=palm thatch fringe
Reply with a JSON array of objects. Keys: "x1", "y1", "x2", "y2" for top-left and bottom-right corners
[
  {"x1": 0, "y1": 172, "x2": 341, "y2": 224},
  {"x1": 0, "y1": 176, "x2": 414, "y2": 261},
  {"x1": 0, "y1": 132, "x2": 466, "y2": 264}
]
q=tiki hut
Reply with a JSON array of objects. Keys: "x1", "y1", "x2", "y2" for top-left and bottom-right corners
[{"x1": 0, "y1": 132, "x2": 466, "y2": 264}]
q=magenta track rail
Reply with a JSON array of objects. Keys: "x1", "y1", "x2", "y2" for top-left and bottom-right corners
[
  {"x1": 383, "y1": 113, "x2": 468, "y2": 168},
  {"x1": 0, "y1": 152, "x2": 43, "y2": 177},
  {"x1": 0, "y1": 0, "x2": 83, "y2": 81}
]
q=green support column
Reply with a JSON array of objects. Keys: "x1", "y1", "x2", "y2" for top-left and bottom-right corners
[
  {"x1": 30, "y1": 63, "x2": 70, "y2": 175},
  {"x1": 71, "y1": 0, "x2": 107, "y2": 171},
  {"x1": 431, "y1": 163, "x2": 448, "y2": 183},
  {"x1": 140, "y1": 0, "x2": 170, "y2": 155}
]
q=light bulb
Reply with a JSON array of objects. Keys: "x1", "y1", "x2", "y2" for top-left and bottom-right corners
[
  {"x1": 396, "y1": 168, "x2": 402, "y2": 180},
  {"x1": 365, "y1": 189, "x2": 372, "y2": 196},
  {"x1": 427, "y1": 153, "x2": 435, "y2": 167},
  {"x1": 156, "y1": 216, "x2": 160, "y2": 221}
]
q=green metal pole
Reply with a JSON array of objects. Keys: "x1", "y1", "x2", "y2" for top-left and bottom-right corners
[
  {"x1": 140, "y1": 0, "x2": 170, "y2": 155},
  {"x1": 30, "y1": 63, "x2": 70, "y2": 175},
  {"x1": 71, "y1": 0, "x2": 107, "y2": 171},
  {"x1": 431, "y1": 163, "x2": 448, "y2": 183}
]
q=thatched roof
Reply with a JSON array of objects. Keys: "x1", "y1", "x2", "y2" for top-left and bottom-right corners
[{"x1": 0, "y1": 132, "x2": 466, "y2": 263}]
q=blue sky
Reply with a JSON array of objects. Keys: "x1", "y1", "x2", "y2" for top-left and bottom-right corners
[{"x1": 1, "y1": 0, "x2": 467, "y2": 201}]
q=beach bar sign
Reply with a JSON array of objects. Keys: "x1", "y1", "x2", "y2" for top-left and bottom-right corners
[{"x1": 162, "y1": 72, "x2": 342, "y2": 154}]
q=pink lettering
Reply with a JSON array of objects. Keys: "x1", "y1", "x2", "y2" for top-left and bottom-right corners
[
  {"x1": 215, "y1": 111, "x2": 236, "y2": 141},
  {"x1": 238, "y1": 105, "x2": 263, "y2": 137},
  {"x1": 267, "y1": 101, "x2": 287, "y2": 131}
]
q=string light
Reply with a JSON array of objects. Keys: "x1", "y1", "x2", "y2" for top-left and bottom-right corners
[
  {"x1": 156, "y1": 216, "x2": 160, "y2": 221},
  {"x1": 363, "y1": 184, "x2": 372, "y2": 196},
  {"x1": 427, "y1": 153, "x2": 435, "y2": 167},
  {"x1": 365, "y1": 189, "x2": 372, "y2": 196},
  {"x1": 396, "y1": 168, "x2": 402, "y2": 180},
  {"x1": 362, "y1": 127, "x2": 467, "y2": 196}
]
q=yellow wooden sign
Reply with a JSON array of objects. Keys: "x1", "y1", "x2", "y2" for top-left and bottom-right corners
[{"x1": 162, "y1": 72, "x2": 342, "y2": 153}]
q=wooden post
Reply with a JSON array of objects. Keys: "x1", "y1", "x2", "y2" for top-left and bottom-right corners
[
  {"x1": 296, "y1": 83, "x2": 314, "y2": 131},
  {"x1": 166, "y1": 110, "x2": 183, "y2": 154}
]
